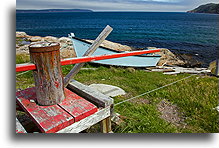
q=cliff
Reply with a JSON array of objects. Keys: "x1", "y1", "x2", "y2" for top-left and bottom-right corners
[{"x1": 187, "y1": 3, "x2": 219, "y2": 14}]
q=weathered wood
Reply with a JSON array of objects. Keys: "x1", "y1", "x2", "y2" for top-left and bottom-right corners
[
  {"x1": 58, "y1": 89, "x2": 98, "y2": 122},
  {"x1": 63, "y1": 25, "x2": 113, "y2": 87},
  {"x1": 67, "y1": 79, "x2": 114, "y2": 107},
  {"x1": 16, "y1": 87, "x2": 74, "y2": 133},
  {"x1": 16, "y1": 118, "x2": 27, "y2": 133},
  {"x1": 29, "y1": 42, "x2": 65, "y2": 105},
  {"x1": 57, "y1": 106, "x2": 111, "y2": 133},
  {"x1": 16, "y1": 87, "x2": 98, "y2": 133},
  {"x1": 100, "y1": 117, "x2": 112, "y2": 133}
]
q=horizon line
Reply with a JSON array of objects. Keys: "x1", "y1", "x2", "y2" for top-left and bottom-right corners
[{"x1": 16, "y1": 8, "x2": 186, "y2": 13}]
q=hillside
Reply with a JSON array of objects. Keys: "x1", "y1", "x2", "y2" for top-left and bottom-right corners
[
  {"x1": 16, "y1": 9, "x2": 93, "y2": 13},
  {"x1": 187, "y1": 3, "x2": 219, "y2": 14}
]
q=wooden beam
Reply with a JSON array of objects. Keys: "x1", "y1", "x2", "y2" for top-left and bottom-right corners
[
  {"x1": 16, "y1": 49, "x2": 161, "y2": 72},
  {"x1": 63, "y1": 25, "x2": 113, "y2": 87},
  {"x1": 67, "y1": 79, "x2": 114, "y2": 108},
  {"x1": 57, "y1": 106, "x2": 111, "y2": 133}
]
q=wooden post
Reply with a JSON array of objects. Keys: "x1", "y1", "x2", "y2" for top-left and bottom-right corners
[
  {"x1": 100, "y1": 117, "x2": 112, "y2": 133},
  {"x1": 63, "y1": 25, "x2": 113, "y2": 87},
  {"x1": 29, "y1": 42, "x2": 65, "y2": 106}
]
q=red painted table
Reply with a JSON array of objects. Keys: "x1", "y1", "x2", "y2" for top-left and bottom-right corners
[{"x1": 16, "y1": 87, "x2": 98, "y2": 133}]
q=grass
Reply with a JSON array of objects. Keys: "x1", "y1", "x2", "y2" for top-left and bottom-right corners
[{"x1": 16, "y1": 54, "x2": 219, "y2": 133}]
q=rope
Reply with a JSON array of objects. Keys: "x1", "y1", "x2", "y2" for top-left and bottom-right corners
[
  {"x1": 114, "y1": 74, "x2": 194, "y2": 106},
  {"x1": 16, "y1": 70, "x2": 31, "y2": 76}
]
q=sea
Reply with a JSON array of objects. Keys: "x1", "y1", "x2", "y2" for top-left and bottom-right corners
[{"x1": 16, "y1": 12, "x2": 219, "y2": 67}]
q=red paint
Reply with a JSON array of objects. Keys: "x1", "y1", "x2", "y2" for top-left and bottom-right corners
[
  {"x1": 54, "y1": 81, "x2": 59, "y2": 88},
  {"x1": 16, "y1": 87, "x2": 98, "y2": 133},
  {"x1": 59, "y1": 89, "x2": 98, "y2": 122},
  {"x1": 16, "y1": 49, "x2": 160, "y2": 72},
  {"x1": 16, "y1": 63, "x2": 36, "y2": 72}
]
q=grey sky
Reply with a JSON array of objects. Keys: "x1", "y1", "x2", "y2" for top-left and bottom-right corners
[{"x1": 16, "y1": 0, "x2": 219, "y2": 12}]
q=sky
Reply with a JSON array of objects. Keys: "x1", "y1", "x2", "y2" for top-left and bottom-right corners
[{"x1": 16, "y1": 0, "x2": 219, "y2": 12}]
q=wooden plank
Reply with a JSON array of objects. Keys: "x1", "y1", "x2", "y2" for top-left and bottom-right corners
[
  {"x1": 16, "y1": 49, "x2": 160, "y2": 72},
  {"x1": 16, "y1": 87, "x2": 75, "y2": 133},
  {"x1": 57, "y1": 106, "x2": 111, "y2": 133},
  {"x1": 67, "y1": 79, "x2": 114, "y2": 107},
  {"x1": 58, "y1": 89, "x2": 98, "y2": 122},
  {"x1": 16, "y1": 87, "x2": 99, "y2": 133},
  {"x1": 63, "y1": 25, "x2": 113, "y2": 87},
  {"x1": 16, "y1": 63, "x2": 36, "y2": 72},
  {"x1": 16, "y1": 118, "x2": 27, "y2": 133}
]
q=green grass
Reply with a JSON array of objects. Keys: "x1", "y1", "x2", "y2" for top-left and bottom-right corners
[
  {"x1": 16, "y1": 54, "x2": 219, "y2": 133},
  {"x1": 16, "y1": 53, "x2": 30, "y2": 64}
]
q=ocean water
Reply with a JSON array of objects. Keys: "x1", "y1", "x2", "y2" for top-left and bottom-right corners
[{"x1": 16, "y1": 12, "x2": 219, "y2": 67}]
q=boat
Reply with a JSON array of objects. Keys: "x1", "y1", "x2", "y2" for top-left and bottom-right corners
[{"x1": 68, "y1": 33, "x2": 161, "y2": 67}]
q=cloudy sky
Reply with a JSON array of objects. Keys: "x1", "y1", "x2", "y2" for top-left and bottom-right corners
[{"x1": 16, "y1": 0, "x2": 219, "y2": 12}]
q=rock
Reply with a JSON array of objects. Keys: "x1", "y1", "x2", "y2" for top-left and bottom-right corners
[
  {"x1": 16, "y1": 45, "x2": 30, "y2": 54},
  {"x1": 58, "y1": 37, "x2": 72, "y2": 43},
  {"x1": 60, "y1": 48, "x2": 76, "y2": 59},
  {"x1": 29, "y1": 36, "x2": 42, "y2": 42},
  {"x1": 88, "y1": 84, "x2": 126, "y2": 97},
  {"x1": 17, "y1": 45, "x2": 29, "y2": 51},
  {"x1": 176, "y1": 54, "x2": 202, "y2": 68},
  {"x1": 208, "y1": 60, "x2": 217, "y2": 74},
  {"x1": 126, "y1": 67, "x2": 135, "y2": 73},
  {"x1": 16, "y1": 32, "x2": 28, "y2": 37},
  {"x1": 60, "y1": 43, "x2": 69, "y2": 49},
  {"x1": 153, "y1": 48, "x2": 185, "y2": 66},
  {"x1": 85, "y1": 39, "x2": 132, "y2": 51},
  {"x1": 43, "y1": 36, "x2": 58, "y2": 42}
]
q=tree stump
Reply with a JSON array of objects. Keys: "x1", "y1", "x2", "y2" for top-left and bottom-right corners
[{"x1": 29, "y1": 42, "x2": 65, "y2": 106}]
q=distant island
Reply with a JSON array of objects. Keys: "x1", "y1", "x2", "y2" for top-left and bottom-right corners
[
  {"x1": 187, "y1": 3, "x2": 219, "y2": 14},
  {"x1": 16, "y1": 9, "x2": 93, "y2": 13}
]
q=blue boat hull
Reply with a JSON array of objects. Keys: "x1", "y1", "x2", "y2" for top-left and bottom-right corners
[{"x1": 70, "y1": 37, "x2": 161, "y2": 67}]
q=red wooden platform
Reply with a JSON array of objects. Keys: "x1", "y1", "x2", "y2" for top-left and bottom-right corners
[{"x1": 16, "y1": 87, "x2": 98, "y2": 133}]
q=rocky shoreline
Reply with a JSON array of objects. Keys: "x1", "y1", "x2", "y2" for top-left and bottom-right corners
[{"x1": 16, "y1": 31, "x2": 202, "y2": 68}]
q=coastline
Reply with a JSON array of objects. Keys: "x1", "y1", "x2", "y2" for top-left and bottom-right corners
[{"x1": 16, "y1": 31, "x2": 208, "y2": 69}]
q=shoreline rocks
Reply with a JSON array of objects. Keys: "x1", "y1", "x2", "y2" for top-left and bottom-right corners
[
  {"x1": 16, "y1": 32, "x2": 76, "y2": 59},
  {"x1": 16, "y1": 31, "x2": 200, "y2": 68}
]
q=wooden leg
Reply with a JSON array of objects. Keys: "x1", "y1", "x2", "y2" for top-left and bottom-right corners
[{"x1": 100, "y1": 117, "x2": 112, "y2": 133}]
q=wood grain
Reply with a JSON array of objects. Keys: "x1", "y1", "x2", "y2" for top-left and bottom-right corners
[{"x1": 29, "y1": 42, "x2": 65, "y2": 105}]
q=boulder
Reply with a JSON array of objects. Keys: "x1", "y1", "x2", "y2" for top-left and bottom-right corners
[
  {"x1": 16, "y1": 32, "x2": 28, "y2": 37},
  {"x1": 16, "y1": 45, "x2": 30, "y2": 54},
  {"x1": 58, "y1": 37, "x2": 72, "y2": 43},
  {"x1": 208, "y1": 60, "x2": 217, "y2": 74},
  {"x1": 60, "y1": 48, "x2": 76, "y2": 59},
  {"x1": 43, "y1": 36, "x2": 59, "y2": 42},
  {"x1": 29, "y1": 36, "x2": 42, "y2": 42},
  {"x1": 153, "y1": 48, "x2": 185, "y2": 66},
  {"x1": 85, "y1": 39, "x2": 132, "y2": 51}
]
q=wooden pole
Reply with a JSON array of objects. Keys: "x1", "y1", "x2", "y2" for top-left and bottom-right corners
[
  {"x1": 63, "y1": 25, "x2": 113, "y2": 87},
  {"x1": 29, "y1": 42, "x2": 65, "y2": 106}
]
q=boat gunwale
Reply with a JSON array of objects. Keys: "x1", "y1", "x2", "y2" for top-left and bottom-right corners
[{"x1": 72, "y1": 37, "x2": 161, "y2": 58}]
